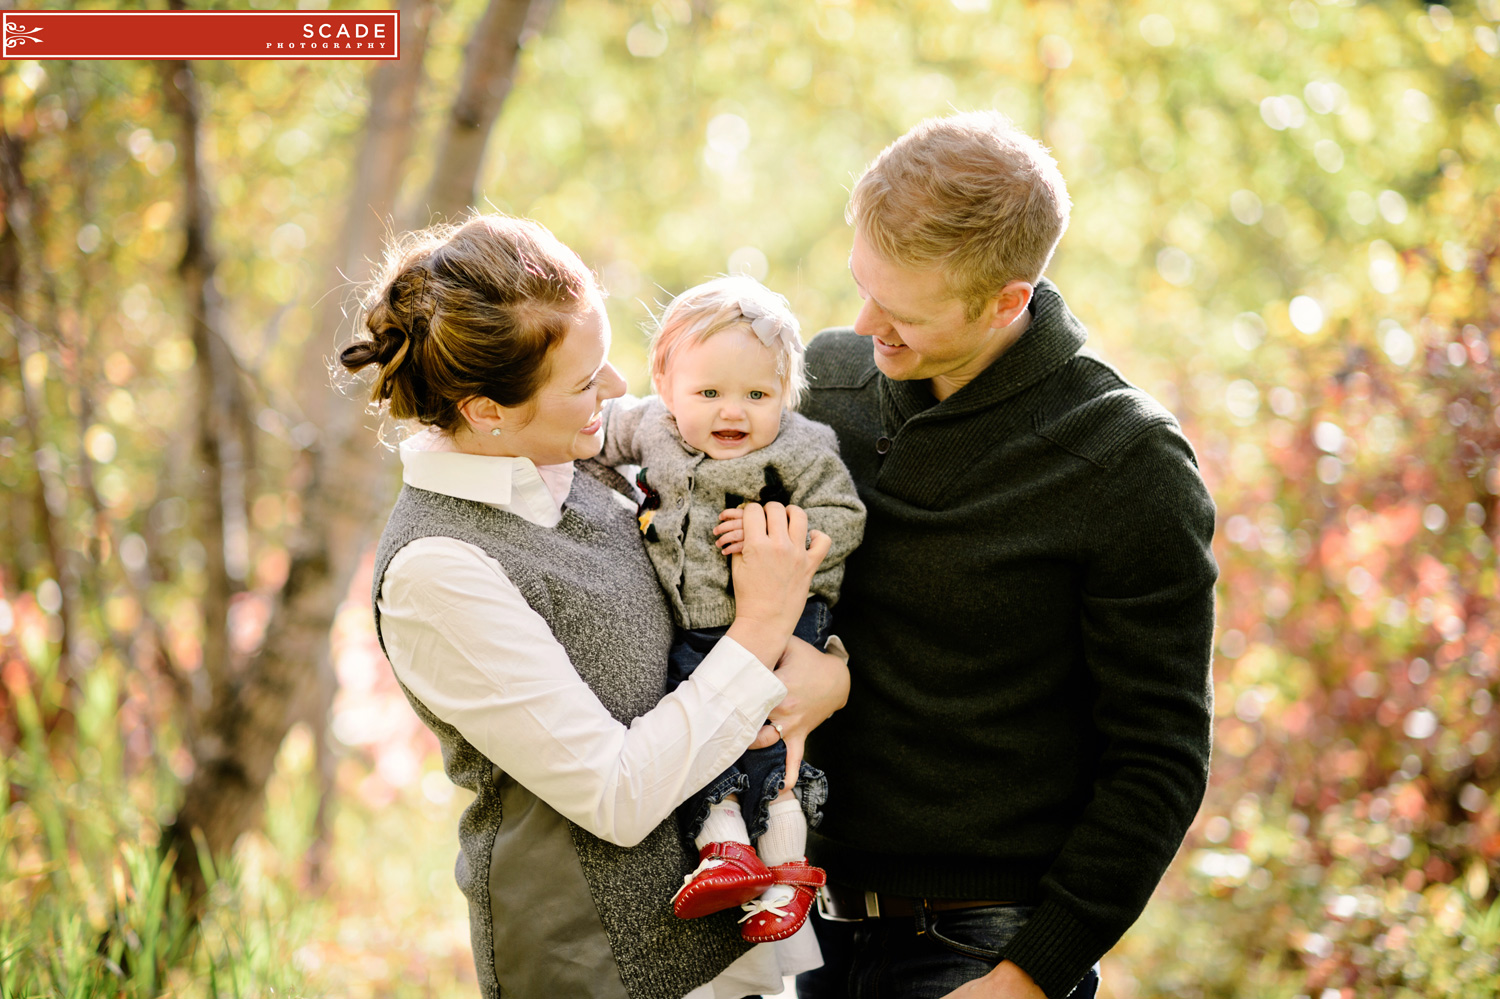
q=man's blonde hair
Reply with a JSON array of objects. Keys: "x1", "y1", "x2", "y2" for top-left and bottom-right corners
[
  {"x1": 648, "y1": 275, "x2": 808, "y2": 409},
  {"x1": 847, "y1": 111, "x2": 1071, "y2": 320}
]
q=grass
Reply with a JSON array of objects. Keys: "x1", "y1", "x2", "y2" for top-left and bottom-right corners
[
  {"x1": 3, "y1": 604, "x2": 1494, "y2": 998},
  {"x1": 0, "y1": 621, "x2": 476, "y2": 999}
]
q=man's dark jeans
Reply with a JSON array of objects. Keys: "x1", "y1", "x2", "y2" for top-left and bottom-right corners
[{"x1": 796, "y1": 904, "x2": 1100, "y2": 999}]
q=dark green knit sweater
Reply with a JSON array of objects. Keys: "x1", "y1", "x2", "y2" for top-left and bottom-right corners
[{"x1": 799, "y1": 280, "x2": 1217, "y2": 999}]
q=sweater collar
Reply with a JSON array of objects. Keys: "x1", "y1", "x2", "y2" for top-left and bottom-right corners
[{"x1": 880, "y1": 278, "x2": 1088, "y2": 431}]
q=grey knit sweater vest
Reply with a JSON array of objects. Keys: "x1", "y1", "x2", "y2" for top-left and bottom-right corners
[{"x1": 372, "y1": 465, "x2": 753, "y2": 998}]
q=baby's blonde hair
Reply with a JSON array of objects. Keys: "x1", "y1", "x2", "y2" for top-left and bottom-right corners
[{"x1": 648, "y1": 275, "x2": 807, "y2": 408}]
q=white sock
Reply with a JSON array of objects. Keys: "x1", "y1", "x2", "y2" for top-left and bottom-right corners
[
  {"x1": 753, "y1": 797, "x2": 806, "y2": 908},
  {"x1": 694, "y1": 798, "x2": 751, "y2": 851},
  {"x1": 756, "y1": 797, "x2": 807, "y2": 866}
]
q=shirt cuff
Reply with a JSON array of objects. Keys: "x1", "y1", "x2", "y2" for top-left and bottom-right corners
[{"x1": 685, "y1": 634, "x2": 786, "y2": 722}]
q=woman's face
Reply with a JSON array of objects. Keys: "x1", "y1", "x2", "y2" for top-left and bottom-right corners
[{"x1": 494, "y1": 289, "x2": 626, "y2": 466}]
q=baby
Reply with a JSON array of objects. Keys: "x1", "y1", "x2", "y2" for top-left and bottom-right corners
[{"x1": 601, "y1": 275, "x2": 865, "y2": 944}]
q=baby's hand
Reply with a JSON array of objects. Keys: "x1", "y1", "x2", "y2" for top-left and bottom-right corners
[{"x1": 714, "y1": 507, "x2": 745, "y2": 554}]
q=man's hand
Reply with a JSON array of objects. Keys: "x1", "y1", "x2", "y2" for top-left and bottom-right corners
[{"x1": 939, "y1": 961, "x2": 1046, "y2": 999}]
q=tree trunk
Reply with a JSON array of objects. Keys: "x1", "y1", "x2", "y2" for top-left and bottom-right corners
[
  {"x1": 161, "y1": 61, "x2": 245, "y2": 704},
  {"x1": 162, "y1": 0, "x2": 542, "y2": 907},
  {"x1": 160, "y1": 0, "x2": 440, "y2": 901},
  {"x1": 295, "y1": 0, "x2": 439, "y2": 884},
  {"x1": 156, "y1": 56, "x2": 260, "y2": 899},
  {"x1": 298, "y1": 0, "x2": 436, "y2": 428},
  {"x1": 0, "y1": 127, "x2": 81, "y2": 694},
  {"x1": 421, "y1": 0, "x2": 543, "y2": 220},
  {"x1": 0, "y1": 136, "x2": 22, "y2": 593}
]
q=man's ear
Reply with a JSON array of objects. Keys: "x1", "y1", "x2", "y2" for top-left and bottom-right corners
[{"x1": 987, "y1": 280, "x2": 1034, "y2": 330}]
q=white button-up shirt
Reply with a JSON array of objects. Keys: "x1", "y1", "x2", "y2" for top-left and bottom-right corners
[{"x1": 377, "y1": 430, "x2": 820, "y2": 996}]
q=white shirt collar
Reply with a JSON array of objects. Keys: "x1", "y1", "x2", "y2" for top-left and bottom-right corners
[{"x1": 398, "y1": 429, "x2": 574, "y2": 529}]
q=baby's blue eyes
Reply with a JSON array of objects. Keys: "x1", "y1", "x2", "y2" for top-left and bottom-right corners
[{"x1": 697, "y1": 389, "x2": 770, "y2": 400}]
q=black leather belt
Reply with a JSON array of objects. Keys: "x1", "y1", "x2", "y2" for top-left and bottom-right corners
[{"x1": 816, "y1": 883, "x2": 1015, "y2": 922}]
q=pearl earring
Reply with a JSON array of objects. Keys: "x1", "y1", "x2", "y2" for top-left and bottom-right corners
[{"x1": 491, "y1": 427, "x2": 502, "y2": 437}]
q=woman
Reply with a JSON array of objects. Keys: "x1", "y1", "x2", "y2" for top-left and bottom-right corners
[{"x1": 339, "y1": 213, "x2": 849, "y2": 999}]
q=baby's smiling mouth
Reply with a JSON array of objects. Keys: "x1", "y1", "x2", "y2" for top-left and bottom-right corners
[{"x1": 712, "y1": 430, "x2": 748, "y2": 443}]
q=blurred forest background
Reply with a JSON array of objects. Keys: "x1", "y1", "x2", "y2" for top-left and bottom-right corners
[{"x1": 2, "y1": 0, "x2": 1499, "y2": 995}]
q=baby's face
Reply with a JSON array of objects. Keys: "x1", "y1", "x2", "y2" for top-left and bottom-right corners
[{"x1": 659, "y1": 326, "x2": 785, "y2": 459}]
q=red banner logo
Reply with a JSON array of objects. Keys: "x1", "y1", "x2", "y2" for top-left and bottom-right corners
[{"x1": 1, "y1": 10, "x2": 400, "y2": 60}]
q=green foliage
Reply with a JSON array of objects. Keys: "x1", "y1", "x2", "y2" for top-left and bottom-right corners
[
  {"x1": 0, "y1": 639, "x2": 309, "y2": 997},
  {"x1": 2, "y1": 0, "x2": 1499, "y2": 994}
]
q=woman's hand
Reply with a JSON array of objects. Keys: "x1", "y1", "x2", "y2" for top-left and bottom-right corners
[
  {"x1": 724, "y1": 502, "x2": 831, "y2": 669},
  {"x1": 746, "y1": 636, "x2": 850, "y2": 788}
]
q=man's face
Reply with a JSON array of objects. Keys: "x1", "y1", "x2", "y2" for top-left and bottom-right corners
[{"x1": 849, "y1": 229, "x2": 1021, "y2": 399}]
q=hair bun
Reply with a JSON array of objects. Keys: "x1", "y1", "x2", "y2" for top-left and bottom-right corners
[
  {"x1": 341, "y1": 213, "x2": 595, "y2": 431},
  {"x1": 391, "y1": 267, "x2": 432, "y2": 336},
  {"x1": 338, "y1": 265, "x2": 434, "y2": 376},
  {"x1": 338, "y1": 339, "x2": 381, "y2": 371}
]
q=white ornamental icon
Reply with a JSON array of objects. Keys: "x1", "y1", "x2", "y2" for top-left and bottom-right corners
[{"x1": 5, "y1": 22, "x2": 45, "y2": 50}]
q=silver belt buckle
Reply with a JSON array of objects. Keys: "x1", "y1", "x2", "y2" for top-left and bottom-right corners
[{"x1": 815, "y1": 886, "x2": 863, "y2": 923}]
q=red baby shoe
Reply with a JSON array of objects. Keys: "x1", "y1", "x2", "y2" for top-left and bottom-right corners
[
  {"x1": 738, "y1": 859, "x2": 827, "y2": 943},
  {"x1": 672, "y1": 841, "x2": 774, "y2": 920}
]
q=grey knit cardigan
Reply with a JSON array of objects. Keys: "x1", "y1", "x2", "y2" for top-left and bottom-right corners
[{"x1": 601, "y1": 396, "x2": 866, "y2": 629}]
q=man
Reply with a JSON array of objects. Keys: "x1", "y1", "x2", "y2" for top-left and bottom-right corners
[{"x1": 796, "y1": 112, "x2": 1218, "y2": 999}]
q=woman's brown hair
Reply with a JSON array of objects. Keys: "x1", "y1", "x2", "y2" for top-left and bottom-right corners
[{"x1": 339, "y1": 214, "x2": 596, "y2": 433}]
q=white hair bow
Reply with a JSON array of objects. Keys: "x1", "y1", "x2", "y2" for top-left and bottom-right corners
[{"x1": 737, "y1": 296, "x2": 803, "y2": 354}]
